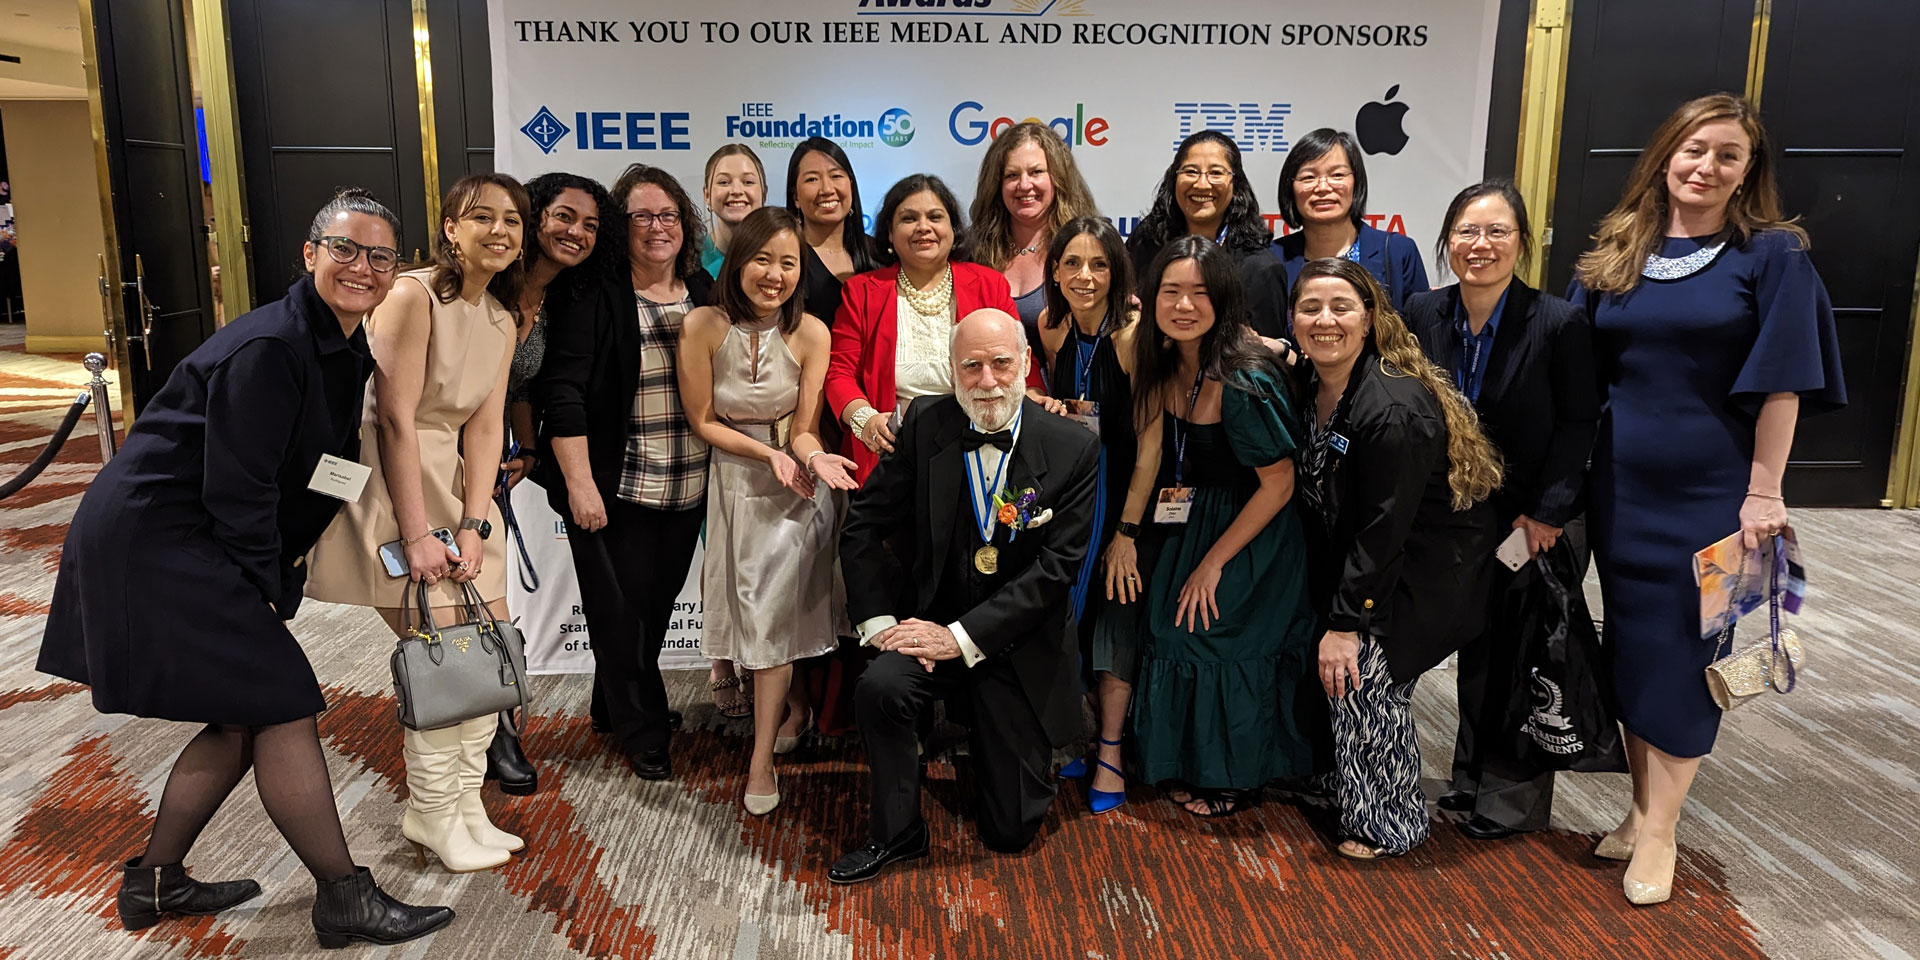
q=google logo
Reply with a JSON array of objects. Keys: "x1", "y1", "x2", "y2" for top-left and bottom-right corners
[{"x1": 948, "y1": 101, "x2": 1111, "y2": 148}]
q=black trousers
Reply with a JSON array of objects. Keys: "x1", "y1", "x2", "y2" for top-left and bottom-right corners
[
  {"x1": 856, "y1": 651, "x2": 1055, "y2": 853},
  {"x1": 567, "y1": 497, "x2": 703, "y2": 759},
  {"x1": 1448, "y1": 516, "x2": 1588, "y2": 830}
]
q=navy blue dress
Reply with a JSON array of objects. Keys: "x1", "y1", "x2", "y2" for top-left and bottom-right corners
[
  {"x1": 1273, "y1": 224, "x2": 1429, "y2": 324},
  {"x1": 38, "y1": 276, "x2": 374, "y2": 725},
  {"x1": 1570, "y1": 231, "x2": 1845, "y2": 757}
]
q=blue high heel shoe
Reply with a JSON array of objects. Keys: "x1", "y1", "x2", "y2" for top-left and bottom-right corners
[
  {"x1": 1088, "y1": 737, "x2": 1127, "y2": 814},
  {"x1": 1059, "y1": 756, "x2": 1088, "y2": 780}
]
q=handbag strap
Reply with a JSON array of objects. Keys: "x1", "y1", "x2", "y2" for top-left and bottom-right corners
[
  {"x1": 1767, "y1": 533, "x2": 1798, "y2": 695},
  {"x1": 399, "y1": 578, "x2": 440, "y2": 641},
  {"x1": 496, "y1": 488, "x2": 540, "y2": 592}
]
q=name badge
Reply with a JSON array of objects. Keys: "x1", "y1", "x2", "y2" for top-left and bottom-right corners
[
  {"x1": 1062, "y1": 398, "x2": 1101, "y2": 437},
  {"x1": 307, "y1": 454, "x2": 371, "y2": 502},
  {"x1": 1153, "y1": 486, "x2": 1194, "y2": 524},
  {"x1": 1329, "y1": 432, "x2": 1350, "y2": 454}
]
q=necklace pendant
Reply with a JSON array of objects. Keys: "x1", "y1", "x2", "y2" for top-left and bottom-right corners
[{"x1": 973, "y1": 545, "x2": 999, "y2": 575}]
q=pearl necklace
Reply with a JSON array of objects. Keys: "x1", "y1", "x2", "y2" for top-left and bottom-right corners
[{"x1": 897, "y1": 263, "x2": 955, "y2": 317}]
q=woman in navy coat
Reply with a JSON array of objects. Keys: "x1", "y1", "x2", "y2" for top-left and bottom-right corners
[
  {"x1": 1272, "y1": 128, "x2": 1429, "y2": 319},
  {"x1": 36, "y1": 189, "x2": 453, "y2": 948}
]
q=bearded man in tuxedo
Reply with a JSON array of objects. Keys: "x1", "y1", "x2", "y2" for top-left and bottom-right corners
[{"x1": 828, "y1": 308, "x2": 1099, "y2": 884}]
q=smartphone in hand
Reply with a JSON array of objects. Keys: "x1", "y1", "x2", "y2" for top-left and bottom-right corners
[{"x1": 378, "y1": 527, "x2": 460, "y2": 578}]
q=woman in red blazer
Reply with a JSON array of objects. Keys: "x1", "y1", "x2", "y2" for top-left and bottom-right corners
[{"x1": 826, "y1": 173, "x2": 1038, "y2": 481}]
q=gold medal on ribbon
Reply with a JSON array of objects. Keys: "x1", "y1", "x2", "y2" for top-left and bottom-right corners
[{"x1": 973, "y1": 545, "x2": 999, "y2": 574}]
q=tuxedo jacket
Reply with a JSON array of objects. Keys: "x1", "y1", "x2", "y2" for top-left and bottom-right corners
[
  {"x1": 840, "y1": 396, "x2": 1100, "y2": 746},
  {"x1": 1404, "y1": 281, "x2": 1598, "y2": 528}
]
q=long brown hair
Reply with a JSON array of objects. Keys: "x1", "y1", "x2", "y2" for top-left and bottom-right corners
[
  {"x1": 427, "y1": 173, "x2": 530, "y2": 310},
  {"x1": 712, "y1": 207, "x2": 807, "y2": 335},
  {"x1": 1574, "y1": 93, "x2": 1807, "y2": 294},
  {"x1": 968, "y1": 123, "x2": 1099, "y2": 271},
  {"x1": 1294, "y1": 258, "x2": 1502, "y2": 509}
]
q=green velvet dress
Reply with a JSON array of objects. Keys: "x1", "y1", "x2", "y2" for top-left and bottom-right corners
[{"x1": 1130, "y1": 368, "x2": 1320, "y2": 790}]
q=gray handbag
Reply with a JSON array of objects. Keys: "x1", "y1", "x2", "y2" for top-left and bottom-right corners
[{"x1": 390, "y1": 580, "x2": 530, "y2": 731}]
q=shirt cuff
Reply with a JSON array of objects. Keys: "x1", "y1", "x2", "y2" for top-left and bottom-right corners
[
  {"x1": 855, "y1": 615, "x2": 898, "y2": 647},
  {"x1": 950, "y1": 621, "x2": 986, "y2": 668}
]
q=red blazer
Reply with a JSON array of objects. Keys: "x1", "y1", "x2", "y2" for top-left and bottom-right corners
[{"x1": 826, "y1": 261, "x2": 1035, "y2": 481}]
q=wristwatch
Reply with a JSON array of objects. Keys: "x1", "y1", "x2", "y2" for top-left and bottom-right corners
[
  {"x1": 459, "y1": 516, "x2": 493, "y2": 540},
  {"x1": 1116, "y1": 521, "x2": 1141, "y2": 539}
]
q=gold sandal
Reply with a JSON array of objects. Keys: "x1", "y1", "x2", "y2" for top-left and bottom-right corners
[{"x1": 710, "y1": 675, "x2": 751, "y2": 719}]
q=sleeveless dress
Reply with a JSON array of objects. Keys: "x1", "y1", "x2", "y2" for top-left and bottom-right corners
[
  {"x1": 1130, "y1": 368, "x2": 1320, "y2": 789},
  {"x1": 700, "y1": 315, "x2": 842, "y2": 670},
  {"x1": 306, "y1": 270, "x2": 512, "y2": 610}
]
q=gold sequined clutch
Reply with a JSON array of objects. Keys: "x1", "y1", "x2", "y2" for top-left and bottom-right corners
[{"x1": 1705, "y1": 628, "x2": 1803, "y2": 711}]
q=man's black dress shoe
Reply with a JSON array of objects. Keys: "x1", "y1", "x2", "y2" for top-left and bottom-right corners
[
  {"x1": 630, "y1": 751, "x2": 671, "y2": 781},
  {"x1": 828, "y1": 826, "x2": 930, "y2": 884},
  {"x1": 1460, "y1": 815, "x2": 1521, "y2": 840},
  {"x1": 1437, "y1": 791, "x2": 1473, "y2": 813}
]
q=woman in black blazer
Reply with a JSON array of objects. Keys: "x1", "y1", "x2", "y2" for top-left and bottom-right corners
[
  {"x1": 36, "y1": 190, "x2": 452, "y2": 946},
  {"x1": 537, "y1": 163, "x2": 713, "y2": 782},
  {"x1": 1292, "y1": 257, "x2": 1503, "y2": 861},
  {"x1": 1403, "y1": 181, "x2": 1600, "y2": 840}
]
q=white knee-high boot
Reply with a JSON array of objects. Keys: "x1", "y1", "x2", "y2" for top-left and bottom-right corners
[
  {"x1": 455, "y1": 714, "x2": 525, "y2": 852},
  {"x1": 400, "y1": 723, "x2": 511, "y2": 872}
]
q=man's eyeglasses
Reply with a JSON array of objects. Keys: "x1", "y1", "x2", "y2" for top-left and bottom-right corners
[
  {"x1": 318, "y1": 236, "x2": 399, "y2": 273},
  {"x1": 628, "y1": 210, "x2": 681, "y2": 228}
]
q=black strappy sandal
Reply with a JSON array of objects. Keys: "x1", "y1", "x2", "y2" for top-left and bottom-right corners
[{"x1": 1184, "y1": 787, "x2": 1258, "y2": 819}]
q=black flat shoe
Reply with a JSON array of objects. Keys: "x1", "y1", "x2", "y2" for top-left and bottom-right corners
[
  {"x1": 631, "y1": 750, "x2": 672, "y2": 781},
  {"x1": 484, "y1": 712, "x2": 538, "y2": 796},
  {"x1": 828, "y1": 826, "x2": 930, "y2": 884},
  {"x1": 1437, "y1": 791, "x2": 1473, "y2": 813},
  {"x1": 117, "y1": 858, "x2": 262, "y2": 931},
  {"x1": 1459, "y1": 815, "x2": 1521, "y2": 840},
  {"x1": 312, "y1": 866, "x2": 453, "y2": 949}
]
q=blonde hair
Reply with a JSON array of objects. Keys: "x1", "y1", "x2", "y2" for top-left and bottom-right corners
[
  {"x1": 1574, "y1": 93, "x2": 1807, "y2": 294},
  {"x1": 1295, "y1": 258, "x2": 1502, "y2": 509},
  {"x1": 968, "y1": 122, "x2": 1099, "y2": 271}
]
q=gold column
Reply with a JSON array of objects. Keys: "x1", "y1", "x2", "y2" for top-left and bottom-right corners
[
  {"x1": 1887, "y1": 261, "x2": 1920, "y2": 508},
  {"x1": 75, "y1": 0, "x2": 136, "y2": 423},
  {"x1": 188, "y1": 0, "x2": 253, "y2": 319},
  {"x1": 411, "y1": 0, "x2": 442, "y2": 232},
  {"x1": 1744, "y1": 0, "x2": 1772, "y2": 105},
  {"x1": 1513, "y1": 0, "x2": 1573, "y2": 290}
]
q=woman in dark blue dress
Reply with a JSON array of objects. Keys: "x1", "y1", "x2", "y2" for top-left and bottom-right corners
[
  {"x1": 1272, "y1": 128, "x2": 1429, "y2": 320},
  {"x1": 35, "y1": 190, "x2": 454, "y2": 947},
  {"x1": 1568, "y1": 94, "x2": 1845, "y2": 907}
]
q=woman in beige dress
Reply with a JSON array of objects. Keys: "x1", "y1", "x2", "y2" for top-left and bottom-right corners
[
  {"x1": 307, "y1": 173, "x2": 525, "y2": 874},
  {"x1": 678, "y1": 207, "x2": 858, "y2": 815}
]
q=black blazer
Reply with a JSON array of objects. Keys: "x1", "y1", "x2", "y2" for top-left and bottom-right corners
[
  {"x1": 534, "y1": 269, "x2": 712, "y2": 511},
  {"x1": 840, "y1": 396, "x2": 1100, "y2": 746},
  {"x1": 1304, "y1": 354, "x2": 1494, "y2": 682},
  {"x1": 1404, "y1": 281, "x2": 1597, "y2": 528}
]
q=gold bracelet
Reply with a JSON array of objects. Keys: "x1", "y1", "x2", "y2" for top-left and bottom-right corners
[
  {"x1": 402, "y1": 531, "x2": 435, "y2": 547},
  {"x1": 1746, "y1": 491, "x2": 1784, "y2": 501}
]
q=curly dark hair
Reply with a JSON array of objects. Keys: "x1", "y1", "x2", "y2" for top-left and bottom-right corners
[
  {"x1": 608, "y1": 163, "x2": 705, "y2": 280},
  {"x1": 523, "y1": 171, "x2": 625, "y2": 304},
  {"x1": 1126, "y1": 131, "x2": 1270, "y2": 262}
]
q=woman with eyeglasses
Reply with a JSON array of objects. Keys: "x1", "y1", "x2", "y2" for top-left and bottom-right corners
[
  {"x1": 1124, "y1": 130, "x2": 1291, "y2": 339},
  {"x1": 41, "y1": 188, "x2": 454, "y2": 945},
  {"x1": 1273, "y1": 128, "x2": 1429, "y2": 317},
  {"x1": 307, "y1": 173, "x2": 528, "y2": 875},
  {"x1": 1403, "y1": 180, "x2": 1599, "y2": 842},
  {"x1": 535, "y1": 164, "x2": 714, "y2": 782}
]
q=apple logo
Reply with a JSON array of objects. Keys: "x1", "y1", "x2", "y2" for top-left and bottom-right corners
[{"x1": 1355, "y1": 85, "x2": 1411, "y2": 156}]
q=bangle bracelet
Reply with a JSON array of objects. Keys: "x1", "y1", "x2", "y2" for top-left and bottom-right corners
[{"x1": 1747, "y1": 491, "x2": 1784, "y2": 501}]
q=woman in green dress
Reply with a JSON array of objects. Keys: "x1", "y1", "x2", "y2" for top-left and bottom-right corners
[{"x1": 1128, "y1": 234, "x2": 1321, "y2": 817}]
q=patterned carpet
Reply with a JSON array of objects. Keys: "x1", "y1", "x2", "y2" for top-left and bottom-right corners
[{"x1": 1, "y1": 330, "x2": 1916, "y2": 959}]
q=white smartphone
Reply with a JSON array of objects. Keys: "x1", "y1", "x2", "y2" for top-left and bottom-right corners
[
  {"x1": 378, "y1": 527, "x2": 461, "y2": 579},
  {"x1": 1496, "y1": 527, "x2": 1531, "y2": 572}
]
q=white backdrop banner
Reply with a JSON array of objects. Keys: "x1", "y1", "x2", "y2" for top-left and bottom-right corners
[{"x1": 490, "y1": 0, "x2": 1501, "y2": 672}]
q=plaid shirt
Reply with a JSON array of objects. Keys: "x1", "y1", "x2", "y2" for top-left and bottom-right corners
[{"x1": 618, "y1": 291, "x2": 708, "y2": 509}]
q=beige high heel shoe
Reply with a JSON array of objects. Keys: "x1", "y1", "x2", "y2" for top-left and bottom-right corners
[
  {"x1": 401, "y1": 725, "x2": 511, "y2": 873},
  {"x1": 743, "y1": 771, "x2": 780, "y2": 817},
  {"x1": 1623, "y1": 836, "x2": 1677, "y2": 906},
  {"x1": 1593, "y1": 830, "x2": 1636, "y2": 861},
  {"x1": 455, "y1": 715, "x2": 525, "y2": 852}
]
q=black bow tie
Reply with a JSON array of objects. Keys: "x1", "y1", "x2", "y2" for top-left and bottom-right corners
[{"x1": 962, "y1": 428, "x2": 1014, "y2": 452}]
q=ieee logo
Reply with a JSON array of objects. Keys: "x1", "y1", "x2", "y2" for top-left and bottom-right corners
[{"x1": 521, "y1": 106, "x2": 570, "y2": 155}]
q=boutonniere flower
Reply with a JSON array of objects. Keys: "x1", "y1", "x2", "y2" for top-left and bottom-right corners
[{"x1": 993, "y1": 487, "x2": 1043, "y2": 540}]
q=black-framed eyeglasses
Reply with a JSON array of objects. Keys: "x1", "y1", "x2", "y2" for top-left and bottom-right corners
[
  {"x1": 317, "y1": 235, "x2": 400, "y2": 273},
  {"x1": 628, "y1": 210, "x2": 681, "y2": 228}
]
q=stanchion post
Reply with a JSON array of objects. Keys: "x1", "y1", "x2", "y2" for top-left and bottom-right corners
[{"x1": 85, "y1": 352, "x2": 116, "y2": 463}]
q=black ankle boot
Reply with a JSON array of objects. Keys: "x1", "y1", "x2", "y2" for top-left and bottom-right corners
[
  {"x1": 484, "y1": 711, "x2": 538, "y2": 795},
  {"x1": 311, "y1": 866, "x2": 453, "y2": 949},
  {"x1": 117, "y1": 858, "x2": 262, "y2": 931}
]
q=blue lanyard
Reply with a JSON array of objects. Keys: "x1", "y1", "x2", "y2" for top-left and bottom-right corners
[
  {"x1": 1073, "y1": 316, "x2": 1110, "y2": 400},
  {"x1": 1456, "y1": 326, "x2": 1486, "y2": 402},
  {"x1": 965, "y1": 407, "x2": 1021, "y2": 543},
  {"x1": 1170, "y1": 368, "x2": 1205, "y2": 486}
]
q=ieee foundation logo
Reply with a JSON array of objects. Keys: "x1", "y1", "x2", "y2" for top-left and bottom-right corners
[
  {"x1": 521, "y1": 106, "x2": 569, "y2": 155},
  {"x1": 725, "y1": 103, "x2": 915, "y2": 149}
]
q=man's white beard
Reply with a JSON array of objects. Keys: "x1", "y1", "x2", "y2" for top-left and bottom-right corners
[{"x1": 958, "y1": 388, "x2": 1018, "y2": 431}]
